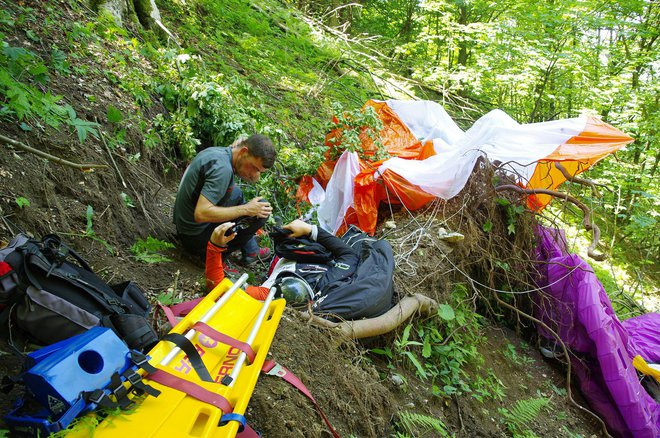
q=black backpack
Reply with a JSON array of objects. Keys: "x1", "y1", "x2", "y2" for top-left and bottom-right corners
[
  {"x1": 311, "y1": 226, "x2": 395, "y2": 321},
  {"x1": 0, "y1": 233, "x2": 157, "y2": 352}
]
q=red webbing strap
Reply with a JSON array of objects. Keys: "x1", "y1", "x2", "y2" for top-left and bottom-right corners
[
  {"x1": 192, "y1": 322, "x2": 257, "y2": 364},
  {"x1": 157, "y1": 298, "x2": 205, "y2": 328},
  {"x1": 155, "y1": 304, "x2": 178, "y2": 328},
  {"x1": 237, "y1": 424, "x2": 261, "y2": 438},
  {"x1": 170, "y1": 298, "x2": 204, "y2": 317},
  {"x1": 262, "y1": 360, "x2": 341, "y2": 438},
  {"x1": 148, "y1": 370, "x2": 233, "y2": 413}
]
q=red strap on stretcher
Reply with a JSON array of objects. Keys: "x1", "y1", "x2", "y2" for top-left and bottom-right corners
[
  {"x1": 157, "y1": 298, "x2": 204, "y2": 327},
  {"x1": 192, "y1": 321, "x2": 256, "y2": 364},
  {"x1": 148, "y1": 369, "x2": 233, "y2": 413}
]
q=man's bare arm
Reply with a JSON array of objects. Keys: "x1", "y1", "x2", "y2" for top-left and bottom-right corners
[{"x1": 194, "y1": 194, "x2": 272, "y2": 223}]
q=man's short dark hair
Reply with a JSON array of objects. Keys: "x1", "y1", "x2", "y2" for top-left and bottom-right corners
[{"x1": 243, "y1": 134, "x2": 276, "y2": 168}]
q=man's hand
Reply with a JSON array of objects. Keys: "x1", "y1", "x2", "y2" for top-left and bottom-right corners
[
  {"x1": 283, "y1": 219, "x2": 312, "y2": 238},
  {"x1": 210, "y1": 222, "x2": 236, "y2": 247},
  {"x1": 244, "y1": 197, "x2": 272, "y2": 218}
]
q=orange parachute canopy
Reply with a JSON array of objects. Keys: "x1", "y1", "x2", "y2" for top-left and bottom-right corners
[
  {"x1": 298, "y1": 100, "x2": 633, "y2": 235},
  {"x1": 526, "y1": 117, "x2": 634, "y2": 210}
]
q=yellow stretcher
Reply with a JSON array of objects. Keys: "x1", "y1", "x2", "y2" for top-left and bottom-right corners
[
  {"x1": 76, "y1": 275, "x2": 284, "y2": 438},
  {"x1": 633, "y1": 355, "x2": 660, "y2": 383}
]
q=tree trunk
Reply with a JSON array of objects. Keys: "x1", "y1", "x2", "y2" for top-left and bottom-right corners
[
  {"x1": 456, "y1": 4, "x2": 469, "y2": 67},
  {"x1": 93, "y1": 0, "x2": 161, "y2": 29}
]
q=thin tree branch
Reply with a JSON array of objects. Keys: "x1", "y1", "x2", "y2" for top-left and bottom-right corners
[
  {"x1": 95, "y1": 119, "x2": 127, "y2": 188},
  {"x1": 0, "y1": 134, "x2": 108, "y2": 171}
]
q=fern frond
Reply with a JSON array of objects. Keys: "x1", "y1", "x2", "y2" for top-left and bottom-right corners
[
  {"x1": 499, "y1": 396, "x2": 551, "y2": 435},
  {"x1": 398, "y1": 411, "x2": 450, "y2": 437}
]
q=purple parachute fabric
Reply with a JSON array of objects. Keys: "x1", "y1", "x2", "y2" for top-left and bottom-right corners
[
  {"x1": 623, "y1": 313, "x2": 660, "y2": 364},
  {"x1": 535, "y1": 227, "x2": 660, "y2": 438}
]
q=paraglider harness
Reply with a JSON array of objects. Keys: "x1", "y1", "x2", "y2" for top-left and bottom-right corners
[{"x1": 269, "y1": 224, "x2": 396, "y2": 321}]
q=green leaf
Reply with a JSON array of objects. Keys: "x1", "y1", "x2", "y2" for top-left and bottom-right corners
[
  {"x1": 107, "y1": 105, "x2": 123, "y2": 123},
  {"x1": 403, "y1": 351, "x2": 427, "y2": 379},
  {"x1": 131, "y1": 237, "x2": 175, "y2": 264},
  {"x1": 19, "y1": 122, "x2": 32, "y2": 131},
  {"x1": 15, "y1": 197, "x2": 30, "y2": 208},
  {"x1": 3, "y1": 46, "x2": 32, "y2": 62},
  {"x1": 71, "y1": 118, "x2": 99, "y2": 144},
  {"x1": 25, "y1": 29, "x2": 40, "y2": 42},
  {"x1": 401, "y1": 323, "x2": 412, "y2": 344},
  {"x1": 157, "y1": 290, "x2": 176, "y2": 306},
  {"x1": 27, "y1": 64, "x2": 49, "y2": 84},
  {"x1": 120, "y1": 192, "x2": 135, "y2": 208},
  {"x1": 422, "y1": 335, "x2": 432, "y2": 358},
  {"x1": 482, "y1": 220, "x2": 493, "y2": 232},
  {"x1": 438, "y1": 304, "x2": 456, "y2": 321},
  {"x1": 134, "y1": 252, "x2": 172, "y2": 263},
  {"x1": 0, "y1": 9, "x2": 14, "y2": 26},
  {"x1": 370, "y1": 347, "x2": 392, "y2": 359},
  {"x1": 443, "y1": 385, "x2": 458, "y2": 395},
  {"x1": 507, "y1": 223, "x2": 516, "y2": 235}
]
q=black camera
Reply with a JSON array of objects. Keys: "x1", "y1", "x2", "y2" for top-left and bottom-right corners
[{"x1": 224, "y1": 217, "x2": 252, "y2": 236}]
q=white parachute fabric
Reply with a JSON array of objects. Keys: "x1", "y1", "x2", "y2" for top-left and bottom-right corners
[
  {"x1": 302, "y1": 177, "x2": 326, "y2": 223},
  {"x1": 376, "y1": 103, "x2": 585, "y2": 198},
  {"x1": 379, "y1": 141, "x2": 481, "y2": 199},
  {"x1": 317, "y1": 151, "x2": 360, "y2": 234},
  {"x1": 386, "y1": 100, "x2": 464, "y2": 145},
  {"x1": 307, "y1": 177, "x2": 325, "y2": 208}
]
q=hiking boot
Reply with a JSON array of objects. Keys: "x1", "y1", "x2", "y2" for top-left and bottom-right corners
[{"x1": 239, "y1": 247, "x2": 271, "y2": 266}]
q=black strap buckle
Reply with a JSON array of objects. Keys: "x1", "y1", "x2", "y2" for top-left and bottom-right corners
[
  {"x1": 130, "y1": 351, "x2": 158, "y2": 374},
  {"x1": 87, "y1": 389, "x2": 106, "y2": 405},
  {"x1": 125, "y1": 370, "x2": 142, "y2": 385},
  {"x1": 107, "y1": 298, "x2": 123, "y2": 307}
]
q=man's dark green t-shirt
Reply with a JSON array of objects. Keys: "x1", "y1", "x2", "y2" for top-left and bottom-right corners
[{"x1": 173, "y1": 147, "x2": 235, "y2": 236}]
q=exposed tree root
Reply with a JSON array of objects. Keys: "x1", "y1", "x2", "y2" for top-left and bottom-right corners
[
  {"x1": 304, "y1": 293, "x2": 438, "y2": 340},
  {"x1": 0, "y1": 134, "x2": 108, "y2": 171},
  {"x1": 496, "y1": 184, "x2": 605, "y2": 261},
  {"x1": 554, "y1": 162, "x2": 607, "y2": 199}
]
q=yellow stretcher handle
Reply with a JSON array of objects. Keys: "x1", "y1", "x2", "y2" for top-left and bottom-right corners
[{"x1": 632, "y1": 355, "x2": 660, "y2": 383}]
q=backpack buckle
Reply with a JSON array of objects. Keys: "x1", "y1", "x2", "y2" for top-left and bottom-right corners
[
  {"x1": 112, "y1": 381, "x2": 128, "y2": 400},
  {"x1": 106, "y1": 298, "x2": 126, "y2": 312},
  {"x1": 130, "y1": 351, "x2": 158, "y2": 374}
]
